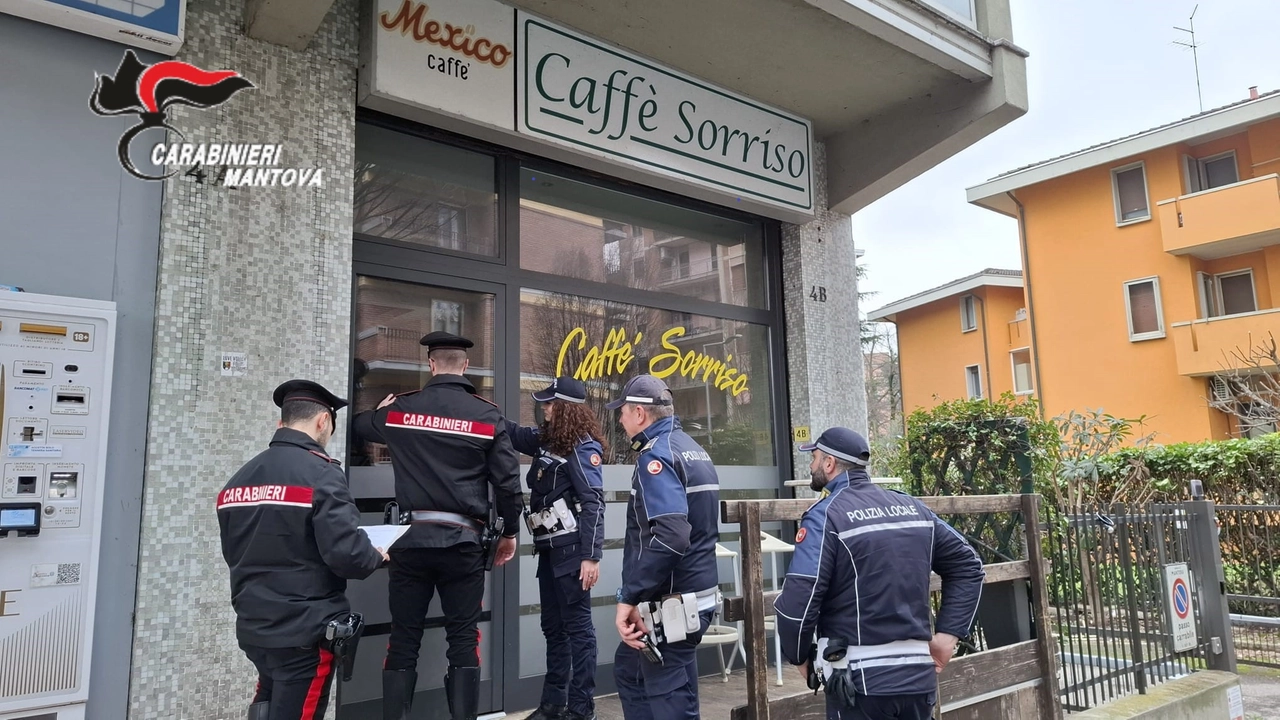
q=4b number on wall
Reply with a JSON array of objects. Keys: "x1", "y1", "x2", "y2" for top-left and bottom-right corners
[{"x1": 809, "y1": 286, "x2": 827, "y2": 302}]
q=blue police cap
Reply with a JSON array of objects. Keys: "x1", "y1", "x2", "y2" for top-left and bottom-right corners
[
  {"x1": 798, "y1": 427, "x2": 870, "y2": 466},
  {"x1": 605, "y1": 375, "x2": 672, "y2": 411},
  {"x1": 532, "y1": 376, "x2": 587, "y2": 404}
]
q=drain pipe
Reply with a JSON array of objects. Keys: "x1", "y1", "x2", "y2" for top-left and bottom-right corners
[
  {"x1": 975, "y1": 294, "x2": 993, "y2": 400},
  {"x1": 1008, "y1": 191, "x2": 1045, "y2": 417}
]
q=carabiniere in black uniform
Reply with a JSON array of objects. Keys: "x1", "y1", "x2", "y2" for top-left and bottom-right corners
[
  {"x1": 352, "y1": 331, "x2": 523, "y2": 720},
  {"x1": 218, "y1": 380, "x2": 383, "y2": 720}
]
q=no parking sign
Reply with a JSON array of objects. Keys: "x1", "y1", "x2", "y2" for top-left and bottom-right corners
[{"x1": 1163, "y1": 562, "x2": 1198, "y2": 652}]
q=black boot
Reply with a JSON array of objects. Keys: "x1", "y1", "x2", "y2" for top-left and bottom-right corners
[
  {"x1": 564, "y1": 710, "x2": 596, "y2": 720},
  {"x1": 246, "y1": 701, "x2": 270, "y2": 720},
  {"x1": 444, "y1": 665, "x2": 480, "y2": 720},
  {"x1": 382, "y1": 669, "x2": 417, "y2": 720},
  {"x1": 526, "y1": 702, "x2": 568, "y2": 720}
]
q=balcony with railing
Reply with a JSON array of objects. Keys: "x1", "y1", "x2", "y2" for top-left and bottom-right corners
[
  {"x1": 1170, "y1": 307, "x2": 1280, "y2": 376},
  {"x1": 658, "y1": 256, "x2": 721, "y2": 286},
  {"x1": 1157, "y1": 174, "x2": 1280, "y2": 259}
]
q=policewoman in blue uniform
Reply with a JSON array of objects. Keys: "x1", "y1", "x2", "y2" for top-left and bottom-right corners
[
  {"x1": 351, "y1": 332, "x2": 524, "y2": 720},
  {"x1": 218, "y1": 380, "x2": 389, "y2": 720},
  {"x1": 774, "y1": 427, "x2": 985, "y2": 720},
  {"x1": 607, "y1": 375, "x2": 721, "y2": 720},
  {"x1": 505, "y1": 376, "x2": 606, "y2": 720}
]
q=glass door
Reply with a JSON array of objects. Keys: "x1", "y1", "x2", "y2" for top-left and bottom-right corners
[{"x1": 339, "y1": 270, "x2": 506, "y2": 720}]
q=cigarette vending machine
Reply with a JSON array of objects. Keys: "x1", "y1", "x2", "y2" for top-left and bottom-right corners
[{"x1": 0, "y1": 292, "x2": 116, "y2": 720}]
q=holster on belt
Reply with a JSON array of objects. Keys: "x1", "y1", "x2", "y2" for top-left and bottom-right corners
[
  {"x1": 805, "y1": 643, "x2": 822, "y2": 693},
  {"x1": 383, "y1": 501, "x2": 407, "y2": 526},
  {"x1": 819, "y1": 637, "x2": 858, "y2": 710},
  {"x1": 481, "y1": 517, "x2": 505, "y2": 571},
  {"x1": 324, "y1": 612, "x2": 365, "y2": 682}
]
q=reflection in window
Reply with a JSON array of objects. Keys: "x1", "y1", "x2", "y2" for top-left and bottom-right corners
[
  {"x1": 354, "y1": 123, "x2": 498, "y2": 256},
  {"x1": 432, "y1": 300, "x2": 463, "y2": 335},
  {"x1": 520, "y1": 168, "x2": 766, "y2": 308},
  {"x1": 519, "y1": 289, "x2": 775, "y2": 466},
  {"x1": 351, "y1": 277, "x2": 496, "y2": 466}
]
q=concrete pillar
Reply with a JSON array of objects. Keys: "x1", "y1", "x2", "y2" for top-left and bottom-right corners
[
  {"x1": 126, "y1": 0, "x2": 359, "y2": 716},
  {"x1": 781, "y1": 142, "x2": 869, "y2": 485}
]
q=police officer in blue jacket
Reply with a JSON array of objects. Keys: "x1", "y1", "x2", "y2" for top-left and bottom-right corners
[
  {"x1": 505, "y1": 376, "x2": 607, "y2": 720},
  {"x1": 774, "y1": 427, "x2": 985, "y2": 720},
  {"x1": 607, "y1": 375, "x2": 721, "y2": 720}
]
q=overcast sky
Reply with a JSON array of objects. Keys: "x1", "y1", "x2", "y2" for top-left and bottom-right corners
[{"x1": 854, "y1": 0, "x2": 1280, "y2": 315}]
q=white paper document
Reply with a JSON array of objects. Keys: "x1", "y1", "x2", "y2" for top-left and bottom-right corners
[{"x1": 359, "y1": 524, "x2": 411, "y2": 550}]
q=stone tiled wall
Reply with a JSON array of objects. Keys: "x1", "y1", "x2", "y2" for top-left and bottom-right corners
[
  {"x1": 781, "y1": 143, "x2": 869, "y2": 486},
  {"x1": 127, "y1": 0, "x2": 359, "y2": 717}
]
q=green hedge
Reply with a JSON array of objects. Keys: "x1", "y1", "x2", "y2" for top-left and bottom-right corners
[{"x1": 1100, "y1": 433, "x2": 1280, "y2": 504}]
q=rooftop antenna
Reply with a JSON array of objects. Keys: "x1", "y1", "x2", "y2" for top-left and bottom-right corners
[{"x1": 1173, "y1": 5, "x2": 1204, "y2": 112}]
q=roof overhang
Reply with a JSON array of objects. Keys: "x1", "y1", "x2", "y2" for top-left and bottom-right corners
[
  {"x1": 967, "y1": 93, "x2": 1280, "y2": 217},
  {"x1": 868, "y1": 272, "x2": 1022, "y2": 321}
]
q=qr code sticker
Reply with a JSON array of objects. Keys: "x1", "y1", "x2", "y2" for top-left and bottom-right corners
[{"x1": 56, "y1": 563, "x2": 81, "y2": 585}]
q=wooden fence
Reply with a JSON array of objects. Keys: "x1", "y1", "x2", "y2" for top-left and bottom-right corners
[{"x1": 719, "y1": 494, "x2": 1064, "y2": 720}]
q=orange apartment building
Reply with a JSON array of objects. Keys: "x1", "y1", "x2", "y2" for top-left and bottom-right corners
[
  {"x1": 876, "y1": 90, "x2": 1280, "y2": 442},
  {"x1": 868, "y1": 269, "x2": 1033, "y2": 413}
]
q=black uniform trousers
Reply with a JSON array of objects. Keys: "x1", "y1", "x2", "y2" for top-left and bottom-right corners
[
  {"x1": 240, "y1": 643, "x2": 337, "y2": 720},
  {"x1": 537, "y1": 549, "x2": 597, "y2": 715},
  {"x1": 826, "y1": 692, "x2": 935, "y2": 720},
  {"x1": 386, "y1": 544, "x2": 486, "y2": 670}
]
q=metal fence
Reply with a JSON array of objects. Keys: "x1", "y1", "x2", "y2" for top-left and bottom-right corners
[
  {"x1": 1042, "y1": 503, "x2": 1216, "y2": 713},
  {"x1": 1217, "y1": 504, "x2": 1280, "y2": 667}
]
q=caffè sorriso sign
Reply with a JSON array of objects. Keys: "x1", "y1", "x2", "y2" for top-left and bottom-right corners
[{"x1": 515, "y1": 12, "x2": 814, "y2": 215}]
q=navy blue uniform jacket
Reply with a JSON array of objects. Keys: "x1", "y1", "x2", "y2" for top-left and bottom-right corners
[
  {"x1": 506, "y1": 422, "x2": 606, "y2": 577},
  {"x1": 618, "y1": 416, "x2": 720, "y2": 605},
  {"x1": 774, "y1": 470, "x2": 985, "y2": 695}
]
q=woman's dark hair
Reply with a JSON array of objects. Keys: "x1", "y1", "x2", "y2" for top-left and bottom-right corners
[{"x1": 540, "y1": 400, "x2": 609, "y2": 457}]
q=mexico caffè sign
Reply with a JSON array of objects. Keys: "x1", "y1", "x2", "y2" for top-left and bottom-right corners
[{"x1": 359, "y1": 0, "x2": 815, "y2": 219}]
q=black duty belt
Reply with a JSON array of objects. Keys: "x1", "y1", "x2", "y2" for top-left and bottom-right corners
[{"x1": 409, "y1": 510, "x2": 484, "y2": 534}]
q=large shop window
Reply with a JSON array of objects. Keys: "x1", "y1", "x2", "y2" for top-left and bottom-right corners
[
  {"x1": 354, "y1": 123, "x2": 499, "y2": 256},
  {"x1": 351, "y1": 276, "x2": 498, "y2": 465},
  {"x1": 518, "y1": 290, "x2": 775, "y2": 466},
  {"x1": 519, "y1": 168, "x2": 766, "y2": 308}
]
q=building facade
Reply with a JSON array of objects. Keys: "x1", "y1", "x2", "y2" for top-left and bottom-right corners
[
  {"x1": 964, "y1": 91, "x2": 1280, "y2": 443},
  {"x1": 869, "y1": 270, "x2": 1030, "y2": 413},
  {"x1": 0, "y1": 0, "x2": 1028, "y2": 717}
]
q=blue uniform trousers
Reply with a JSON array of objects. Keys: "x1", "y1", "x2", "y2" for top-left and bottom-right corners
[
  {"x1": 538, "y1": 549, "x2": 598, "y2": 715},
  {"x1": 613, "y1": 609, "x2": 713, "y2": 720}
]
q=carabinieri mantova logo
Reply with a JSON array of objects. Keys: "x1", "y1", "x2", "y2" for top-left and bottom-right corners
[{"x1": 89, "y1": 51, "x2": 325, "y2": 188}]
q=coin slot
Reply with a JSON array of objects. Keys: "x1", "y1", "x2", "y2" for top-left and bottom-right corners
[{"x1": 49, "y1": 471, "x2": 78, "y2": 499}]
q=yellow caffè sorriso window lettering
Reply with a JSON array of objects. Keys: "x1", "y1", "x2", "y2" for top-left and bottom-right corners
[{"x1": 556, "y1": 326, "x2": 750, "y2": 396}]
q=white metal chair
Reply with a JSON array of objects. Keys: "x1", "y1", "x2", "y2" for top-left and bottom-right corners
[
  {"x1": 703, "y1": 543, "x2": 746, "y2": 680},
  {"x1": 760, "y1": 530, "x2": 795, "y2": 686}
]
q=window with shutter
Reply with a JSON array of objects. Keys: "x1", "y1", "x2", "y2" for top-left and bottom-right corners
[
  {"x1": 1112, "y1": 164, "x2": 1150, "y2": 223},
  {"x1": 1124, "y1": 278, "x2": 1164, "y2": 341},
  {"x1": 1217, "y1": 271, "x2": 1257, "y2": 316}
]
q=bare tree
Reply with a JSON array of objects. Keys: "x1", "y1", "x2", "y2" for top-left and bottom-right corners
[
  {"x1": 354, "y1": 161, "x2": 482, "y2": 251},
  {"x1": 862, "y1": 321, "x2": 903, "y2": 470},
  {"x1": 1205, "y1": 333, "x2": 1280, "y2": 437}
]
